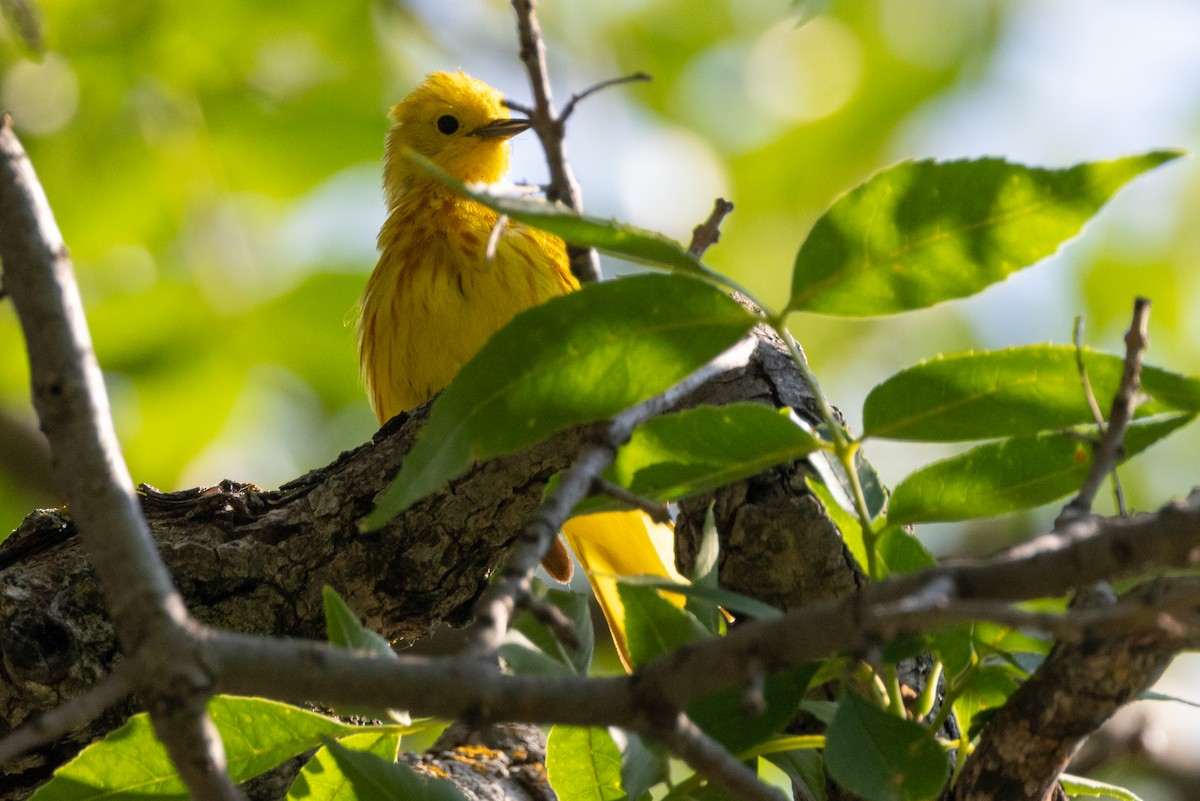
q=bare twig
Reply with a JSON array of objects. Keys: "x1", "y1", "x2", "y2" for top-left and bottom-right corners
[
  {"x1": 560, "y1": 72, "x2": 651, "y2": 123},
  {"x1": 0, "y1": 661, "x2": 135, "y2": 764},
  {"x1": 591, "y1": 477, "x2": 673, "y2": 524},
  {"x1": 150, "y1": 696, "x2": 244, "y2": 801},
  {"x1": 1072, "y1": 316, "x2": 1107, "y2": 431},
  {"x1": 689, "y1": 198, "x2": 735, "y2": 258},
  {"x1": 1059, "y1": 299, "x2": 1151, "y2": 525},
  {"x1": 521, "y1": 595, "x2": 582, "y2": 651},
  {"x1": 509, "y1": 0, "x2": 600, "y2": 283},
  {"x1": 1073, "y1": 315, "x2": 1126, "y2": 514}
]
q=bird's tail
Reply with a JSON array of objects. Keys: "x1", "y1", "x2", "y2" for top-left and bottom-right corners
[{"x1": 561, "y1": 510, "x2": 683, "y2": 671}]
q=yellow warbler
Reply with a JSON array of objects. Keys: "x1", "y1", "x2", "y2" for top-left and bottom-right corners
[{"x1": 357, "y1": 71, "x2": 675, "y2": 669}]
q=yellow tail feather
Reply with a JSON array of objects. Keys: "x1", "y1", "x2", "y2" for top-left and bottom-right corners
[{"x1": 561, "y1": 510, "x2": 682, "y2": 671}]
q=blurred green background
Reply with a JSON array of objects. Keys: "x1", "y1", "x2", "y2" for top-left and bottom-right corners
[{"x1": 1, "y1": 0, "x2": 1198, "y2": 792}]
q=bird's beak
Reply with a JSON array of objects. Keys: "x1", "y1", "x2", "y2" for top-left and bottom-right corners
[{"x1": 469, "y1": 117, "x2": 532, "y2": 139}]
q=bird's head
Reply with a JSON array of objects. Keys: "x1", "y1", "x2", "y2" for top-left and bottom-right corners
[{"x1": 384, "y1": 71, "x2": 530, "y2": 204}]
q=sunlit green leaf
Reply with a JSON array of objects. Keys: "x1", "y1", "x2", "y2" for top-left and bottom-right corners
[
  {"x1": 286, "y1": 731, "x2": 403, "y2": 801},
  {"x1": 1059, "y1": 774, "x2": 1146, "y2": 801},
  {"x1": 888, "y1": 414, "x2": 1196, "y2": 524},
  {"x1": 863, "y1": 346, "x2": 1200, "y2": 441},
  {"x1": 546, "y1": 726, "x2": 627, "y2": 801},
  {"x1": 31, "y1": 696, "x2": 372, "y2": 800},
  {"x1": 824, "y1": 693, "x2": 948, "y2": 801},
  {"x1": 789, "y1": 152, "x2": 1182, "y2": 315},
  {"x1": 575, "y1": 404, "x2": 824, "y2": 514},
  {"x1": 366, "y1": 273, "x2": 756, "y2": 526},
  {"x1": 806, "y1": 475, "x2": 868, "y2": 573}
]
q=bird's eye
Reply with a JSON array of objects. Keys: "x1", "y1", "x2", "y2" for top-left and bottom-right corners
[{"x1": 437, "y1": 115, "x2": 460, "y2": 135}]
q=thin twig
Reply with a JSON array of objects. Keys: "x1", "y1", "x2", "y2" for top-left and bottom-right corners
[
  {"x1": 150, "y1": 697, "x2": 245, "y2": 801},
  {"x1": 591, "y1": 477, "x2": 672, "y2": 524},
  {"x1": 1058, "y1": 299, "x2": 1151, "y2": 525},
  {"x1": 464, "y1": 339, "x2": 756, "y2": 658},
  {"x1": 521, "y1": 595, "x2": 583, "y2": 651},
  {"x1": 509, "y1": 0, "x2": 600, "y2": 283},
  {"x1": 560, "y1": 72, "x2": 651, "y2": 123},
  {"x1": 1073, "y1": 315, "x2": 1126, "y2": 514},
  {"x1": 689, "y1": 198, "x2": 734, "y2": 258},
  {"x1": 1072, "y1": 316, "x2": 1107, "y2": 431},
  {"x1": 0, "y1": 661, "x2": 135, "y2": 764}
]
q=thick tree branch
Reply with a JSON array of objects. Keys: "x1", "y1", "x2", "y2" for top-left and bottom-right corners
[{"x1": 0, "y1": 117, "x2": 237, "y2": 798}]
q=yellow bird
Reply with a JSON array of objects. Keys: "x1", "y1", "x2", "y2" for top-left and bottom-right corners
[{"x1": 357, "y1": 71, "x2": 676, "y2": 669}]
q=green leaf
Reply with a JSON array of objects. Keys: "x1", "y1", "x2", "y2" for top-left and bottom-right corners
[
  {"x1": 863, "y1": 346, "x2": 1200, "y2": 441},
  {"x1": 686, "y1": 506, "x2": 723, "y2": 634},
  {"x1": 1059, "y1": 774, "x2": 1146, "y2": 801},
  {"x1": 286, "y1": 731, "x2": 403, "y2": 801},
  {"x1": 875, "y1": 527, "x2": 936, "y2": 576},
  {"x1": 324, "y1": 738, "x2": 471, "y2": 801},
  {"x1": 620, "y1": 733, "x2": 667, "y2": 801},
  {"x1": 806, "y1": 475, "x2": 868, "y2": 573},
  {"x1": 788, "y1": 151, "x2": 1182, "y2": 315},
  {"x1": 406, "y1": 150, "x2": 734, "y2": 290},
  {"x1": 765, "y1": 748, "x2": 828, "y2": 801},
  {"x1": 546, "y1": 726, "x2": 628, "y2": 801},
  {"x1": 1140, "y1": 689, "x2": 1200, "y2": 708},
  {"x1": 324, "y1": 586, "x2": 410, "y2": 723},
  {"x1": 824, "y1": 693, "x2": 948, "y2": 801},
  {"x1": 508, "y1": 585, "x2": 594, "y2": 675},
  {"x1": 577, "y1": 405, "x2": 823, "y2": 513},
  {"x1": 950, "y1": 665, "x2": 1021, "y2": 741},
  {"x1": 617, "y1": 575, "x2": 783, "y2": 621},
  {"x1": 365, "y1": 273, "x2": 757, "y2": 526},
  {"x1": 325, "y1": 586, "x2": 398, "y2": 660},
  {"x1": 618, "y1": 583, "x2": 712, "y2": 668},
  {"x1": 689, "y1": 664, "x2": 817, "y2": 754},
  {"x1": 32, "y1": 696, "x2": 369, "y2": 800},
  {"x1": 888, "y1": 413, "x2": 1196, "y2": 524}
]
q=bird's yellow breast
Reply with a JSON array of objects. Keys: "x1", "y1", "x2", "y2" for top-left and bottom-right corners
[{"x1": 358, "y1": 182, "x2": 576, "y2": 423}]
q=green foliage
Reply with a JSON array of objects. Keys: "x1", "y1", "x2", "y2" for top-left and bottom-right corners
[
  {"x1": 324, "y1": 586, "x2": 398, "y2": 660},
  {"x1": 1059, "y1": 774, "x2": 1146, "y2": 801},
  {"x1": 824, "y1": 693, "x2": 948, "y2": 801},
  {"x1": 503, "y1": 584, "x2": 595, "y2": 675},
  {"x1": 788, "y1": 152, "x2": 1181, "y2": 316},
  {"x1": 887, "y1": 413, "x2": 1195, "y2": 524},
  {"x1": 863, "y1": 346, "x2": 1200, "y2": 441},
  {"x1": 575, "y1": 404, "x2": 824, "y2": 514},
  {"x1": 286, "y1": 732, "x2": 403, "y2": 801},
  {"x1": 546, "y1": 726, "x2": 628, "y2": 801},
  {"x1": 365, "y1": 273, "x2": 756, "y2": 526},
  {"x1": 30, "y1": 697, "x2": 388, "y2": 800}
]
